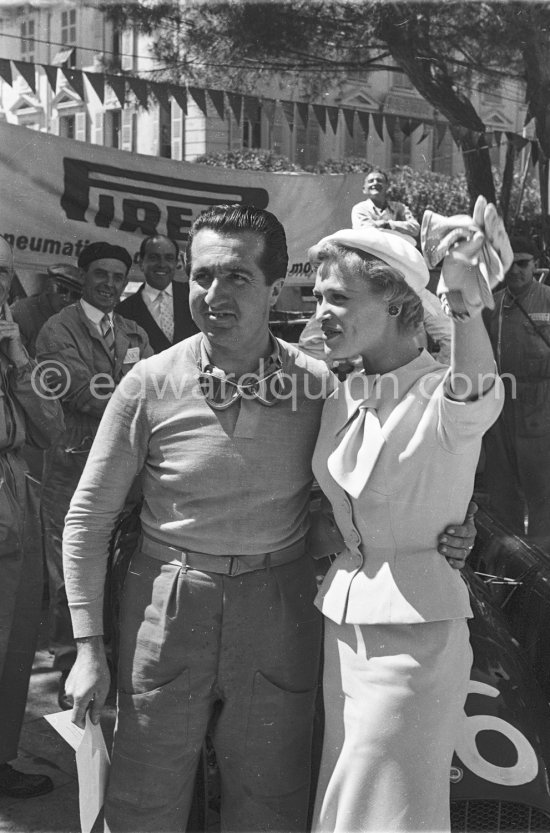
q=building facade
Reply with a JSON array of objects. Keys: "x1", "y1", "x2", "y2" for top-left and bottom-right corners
[{"x1": 0, "y1": 2, "x2": 529, "y2": 176}]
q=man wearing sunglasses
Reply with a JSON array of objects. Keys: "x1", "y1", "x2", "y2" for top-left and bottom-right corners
[
  {"x1": 483, "y1": 236, "x2": 550, "y2": 545},
  {"x1": 11, "y1": 263, "x2": 84, "y2": 357},
  {"x1": 62, "y1": 206, "x2": 477, "y2": 833}
]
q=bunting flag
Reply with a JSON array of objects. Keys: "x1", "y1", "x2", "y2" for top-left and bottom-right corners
[
  {"x1": 281, "y1": 100, "x2": 295, "y2": 129},
  {"x1": 357, "y1": 110, "x2": 369, "y2": 139},
  {"x1": 507, "y1": 131, "x2": 529, "y2": 152},
  {"x1": 296, "y1": 102, "x2": 309, "y2": 129},
  {"x1": 61, "y1": 67, "x2": 84, "y2": 101},
  {"x1": 208, "y1": 88, "x2": 225, "y2": 121},
  {"x1": 262, "y1": 98, "x2": 277, "y2": 126},
  {"x1": 106, "y1": 74, "x2": 126, "y2": 108},
  {"x1": 127, "y1": 75, "x2": 148, "y2": 109},
  {"x1": 0, "y1": 58, "x2": 12, "y2": 87},
  {"x1": 227, "y1": 92, "x2": 242, "y2": 124},
  {"x1": 43, "y1": 64, "x2": 58, "y2": 94},
  {"x1": 243, "y1": 95, "x2": 259, "y2": 124},
  {"x1": 188, "y1": 86, "x2": 208, "y2": 117},
  {"x1": 151, "y1": 81, "x2": 170, "y2": 111},
  {"x1": 372, "y1": 111, "x2": 385, "y2": 141},
  {"x1": 343, "y1": 107, "x2": 355, "y2": 137},
  {"x1": 434, "y1": 121, "x2": 448, "y2": 148},
  {"x1": 312, "y1": 104, "x2": 327, "y2": 132},
  {"x1": 399, "y1": 117, "x2": 418, "y2": 137},
  {"x1": 13, "y1": 60, "x2": 36, "y2": 94},
  {"x1": 416, "y1": 124, "x2": 431, "y2": 145},
  {"x1": 170, "y1": 84, "x2": 187, "y2": 116},
  {"x1": 326, "y1": 105, "x2": 339, "y2": 134},
  {"x1": 0, "y1": 55, "x2": 541, "y2": 164}
]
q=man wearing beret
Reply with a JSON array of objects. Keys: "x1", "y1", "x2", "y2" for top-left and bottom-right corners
[
  {"x1": 484, "y1": 236, "x2": 550, "y2": 545},
  {"x1": 116, "y1": 234, "x2": 198, "y2": 353},
  {"x1": 62, "y1": 206, "x2": 477, "y2": 833},
  {"x1": 11, "y1": 263, "x2": 84, "y2": 358},
  {"x1": 36, "y1": 242, "x2": 153, "y2": 709}
]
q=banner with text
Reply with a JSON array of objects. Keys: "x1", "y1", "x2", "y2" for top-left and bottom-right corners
[{"x1": 0, "y1": 122, "x2": 362, "y2": 288}]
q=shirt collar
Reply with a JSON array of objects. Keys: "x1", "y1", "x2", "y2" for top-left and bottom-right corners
[
  {"x1": 142, "y1": 282, "x2": 173, "y2": 305},
  {"x1": 80, "y1": 298, "x2": 113, "y2": 325},
  {"x1": 198, "y1": 332, "x2": 281, "y2": 377},
  {"x1": 334, "y1": 349, "x2": 436, "y2": 432}
]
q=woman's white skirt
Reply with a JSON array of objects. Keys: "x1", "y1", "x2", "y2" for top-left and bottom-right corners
[{"x1": 312, "y1": 617, "x2": 472, "y2": 833}]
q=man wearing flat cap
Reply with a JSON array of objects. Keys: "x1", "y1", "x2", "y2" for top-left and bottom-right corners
[
  {"x1": 484, "y1": 236, "x2": 550, "y2": 546},
  {"x1": 11, "y1": 263, "x2": 84, "y2": 358},
  {"x1": 36, "y1": 242, "x2": 153, "y2": 708}
]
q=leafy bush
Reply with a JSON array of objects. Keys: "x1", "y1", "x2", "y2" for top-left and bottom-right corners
[
  {"x1": 194, "y1": 151, "x2": 541, "y2": 226},
  {"x1": 193, "y1": 149, "x2": 302, "y2": 171}
]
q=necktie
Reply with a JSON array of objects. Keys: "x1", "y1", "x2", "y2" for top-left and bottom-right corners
[
  {"x1": 327, "y1": 405, "x2": 385, "y2": 499},
  {"x1": 100, "y1": 313, "x2": 115, "y2": 357},
  {"x1": 157, "y1": 291, "x2": 174, "y2": 342}
]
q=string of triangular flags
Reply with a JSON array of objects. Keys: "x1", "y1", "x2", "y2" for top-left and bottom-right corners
[{"x1": 0, "y1": 56, "x2": 539, "y2": 163}]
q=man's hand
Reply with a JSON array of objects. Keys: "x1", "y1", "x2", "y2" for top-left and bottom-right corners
[
  {"x1": 437, "y1": 500, "x2": 477, "y2": 570},
  {"x1": 66, "y1": 636, "x2": 111, "y2": 728},
  {"x1": 0, "y1": 303, "x2": 28, "y2": 367}
]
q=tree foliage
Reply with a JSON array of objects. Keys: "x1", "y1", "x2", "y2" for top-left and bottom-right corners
[{"x1": 102, "y1": 1, "x2": 550, "y2": 218}]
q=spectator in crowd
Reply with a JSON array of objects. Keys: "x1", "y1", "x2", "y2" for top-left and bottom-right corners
[
  {"x1": 483, "y1": 236, "x2": 550, "y2": 545},
  {"x1": 36, "y1": 242, "x2": 152, "y2": 711},
  {"x1": 116, "y1": 234, "x2": 198, "y2": 353},
  {"x1": 0, "y1": 237, "x2": 64, "y2": 798},
  {"x1": 11, "y1": 263, "x2": 83, "y2": 357},
  {"x1": 351, "y1": 169, "x2": 420, "y2": 240},
  {"x1": 62, "y1": 206, "x2": 476, "y2": 833},
  {"x1": 352, "y1": 169, "x2": 451, "y2": 363}
]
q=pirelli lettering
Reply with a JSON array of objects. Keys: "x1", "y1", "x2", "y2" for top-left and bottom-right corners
[{"x1": 61, "y1": 158, "x2": 270, "y2": 241}]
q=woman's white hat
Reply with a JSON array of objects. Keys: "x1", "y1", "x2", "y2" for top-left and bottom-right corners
[{"x1": 314, "y1": 227, "x2": 429, "y2": 294}]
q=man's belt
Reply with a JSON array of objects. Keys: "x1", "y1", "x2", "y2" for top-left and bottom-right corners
[{"x1": 140, "y1": 532, "x2": 306, "y2": 576}]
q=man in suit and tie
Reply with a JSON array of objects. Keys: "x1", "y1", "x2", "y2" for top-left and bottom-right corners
[
  {"x1": 36, "y1": 242, "x2": 153, "y2": 709},
  {"x1": 116, "y1": 234, "x2": 198, "y2": 353}
]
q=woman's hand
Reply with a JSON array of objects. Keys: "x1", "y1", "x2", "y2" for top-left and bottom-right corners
[{"x1": 435, "y1": 196, "x2": 513, "y2": 321}]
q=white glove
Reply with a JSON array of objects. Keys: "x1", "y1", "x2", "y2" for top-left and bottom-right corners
[{"x1": 422, "y1": 196, "x2": 513, "y2": 320}]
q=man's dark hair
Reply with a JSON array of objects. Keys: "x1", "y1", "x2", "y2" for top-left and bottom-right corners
[
  {"x1": 185, "y1": 204, "x2": 288, "y2": 286},
  {"x1": 365, "y1": 168, "x2": 389, "y2": 185},
  {"x1": 139, "y1": 234, "x2": 180, "y2": 260}
]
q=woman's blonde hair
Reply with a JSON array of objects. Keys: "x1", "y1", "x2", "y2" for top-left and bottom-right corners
[{"x1": 308, "y1": 240, "x2": 424, "y2": 331}]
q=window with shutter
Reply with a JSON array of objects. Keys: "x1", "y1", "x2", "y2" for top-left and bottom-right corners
[
  {"x1": 121, "y1": 109, "x2": 134, "y2": 151},
  {"x1": 75, "y1": 112, "x2": 87, "y2": 141},
  {"x1": 93, "y1": 112, "x2": 104, "y2": 145},
  {"x1": 171, "y1": 102, "x2": 183, "y2": 160}
]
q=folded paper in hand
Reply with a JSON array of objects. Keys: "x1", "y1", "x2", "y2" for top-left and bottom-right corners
[{"x1": 45, "y1": 710, "x2": 111, "y2": 833}]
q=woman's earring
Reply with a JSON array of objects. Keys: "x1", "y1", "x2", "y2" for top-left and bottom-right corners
[{"x1": 388, "y1": 304, "x2": 401, "y2": 317}]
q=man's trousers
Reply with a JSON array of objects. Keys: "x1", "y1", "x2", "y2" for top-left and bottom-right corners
[{"x1": 105, "y1": 547, "x2": 322, "y2": 833}]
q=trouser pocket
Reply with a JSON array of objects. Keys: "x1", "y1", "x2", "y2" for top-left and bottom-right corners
[{"x1": 245, "y1": 670, "x2": 317, "y2": 799}]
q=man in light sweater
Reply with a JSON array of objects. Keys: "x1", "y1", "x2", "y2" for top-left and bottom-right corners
[{"x1": 64, "y1": 205, "x2": 476, "y2": 833}]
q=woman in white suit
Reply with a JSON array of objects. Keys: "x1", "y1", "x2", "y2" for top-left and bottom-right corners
[{"x1": 309, "y1": 199, "x2": 509, "y2": 833}]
